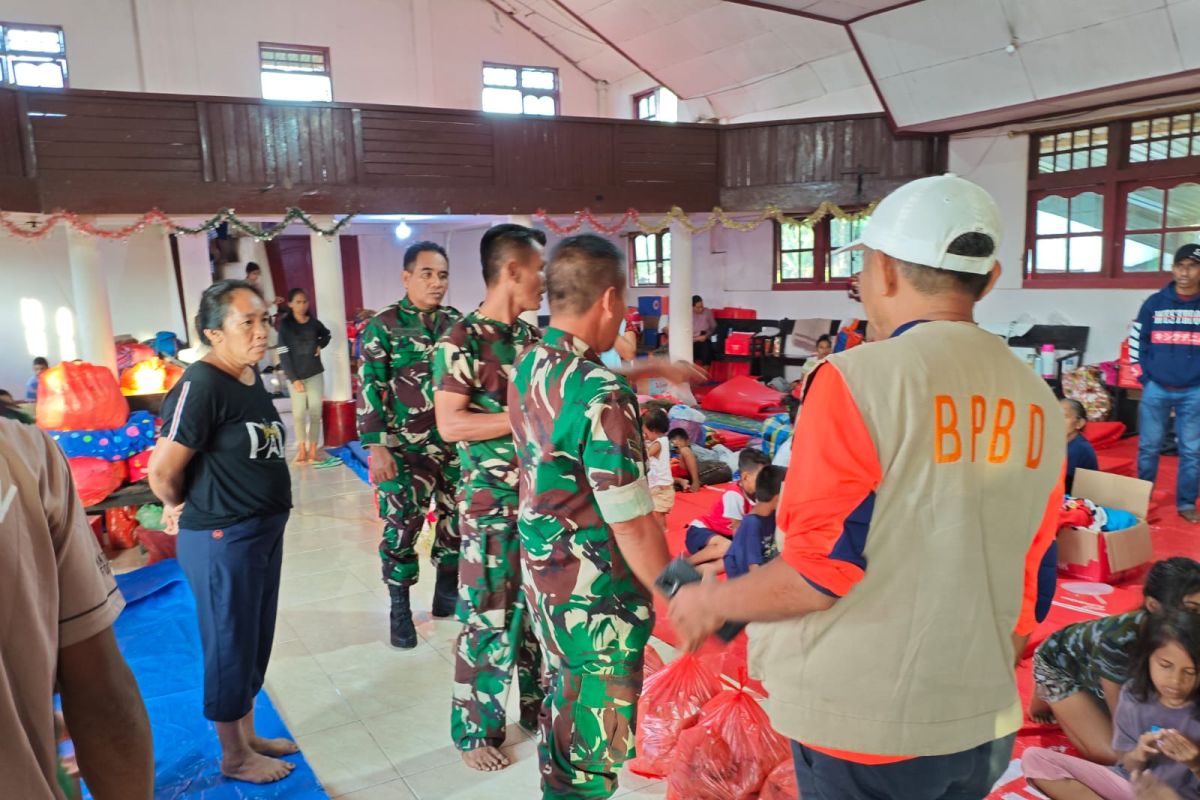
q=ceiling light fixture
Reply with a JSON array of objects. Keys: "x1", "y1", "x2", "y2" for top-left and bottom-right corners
[{"x1": 394, "y1": 221, "x2": 413, "y2": 240}]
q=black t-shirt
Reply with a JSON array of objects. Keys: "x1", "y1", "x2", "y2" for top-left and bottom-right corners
[{"x1": 160, "y1": 361, "x2": 292, "y2": 529}]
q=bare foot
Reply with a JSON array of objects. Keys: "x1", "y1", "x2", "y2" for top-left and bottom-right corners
[
  {"x1": 250, "y1": 735, "x2": 300, "y2": 757},
  {"x1": 461, "y1": 746, "x2": 510, "y2": 772},
  {"x1": 1028, "y1": 695, "x2": 1055, "y2": 726},
  {"x1": 221, "y1": 751, "x2": 296, "y2": 784}
]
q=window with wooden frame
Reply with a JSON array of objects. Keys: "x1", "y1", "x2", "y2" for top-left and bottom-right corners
[
  {"x1": 259, "y1": 43, "x2": 332, "y2": 102},
  {"x1": 773, "y1": 214, "x2": 870, "y2": 289},
  {"x1": 1025, "y1": 108, "x2": 1200, "y2": 288},
  {"x1": 1122, "y1": 181, "x2": 1200, "y2": 273},
  {"x1": 0, "y1": 23, "x2": 67, "y2": 88},
  {"x1": 633, "y1": 87, "x2": 678, "y2": 122},
  {"x1": 481, "y1": 63, "x2": 558, "y2": 117},
  {"x1": 630, "y1": 231, "x2": 671, "y2": 287}
]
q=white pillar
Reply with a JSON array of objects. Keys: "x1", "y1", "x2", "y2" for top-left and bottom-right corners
[
  {"x1": 668, "y1": 220, "x2": 694, "y2": 364},
  {"x1": 509, "y1": 214, "x2": 542, "y2": 327},
  {"x1": 174, "y1": 230, "x2": 213, "y2": 346},
  {"x1": 66, "y1": 226, "x2": 118, "y2": 376},
  {"x1": 310, "y1": 218, "x2": 352, "y2": 402}
]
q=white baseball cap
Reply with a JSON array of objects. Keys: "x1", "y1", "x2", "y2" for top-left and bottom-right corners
[{"x1": 836, "y1": 173, "x2": 1002, "y2": 275}]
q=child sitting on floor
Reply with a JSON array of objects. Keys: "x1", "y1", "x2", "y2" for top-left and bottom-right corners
[
  {"x1": 1035, "y1": 398, "x2": 1103, "y2": 624},
  {"x1": 669, "y1": 428, "x2": 732, "y2": 491},
  {"x1": 643, "y1": 409, "x2": 675, "y2": 525},
  {"x1": 685, "y1": 449, "x2": 771, "y2": 568},
  {"x1": 1064, "y1": 397, "x2": 1100, "y2": 493},
  {"x1": 1023, "y1": 609, "x2": 1200, "y2": 799},
  {"x1": 1029, "y1": 557, "x2": 1200, "y2": 765},
  {"x1": 721, "y1": 465, "x2": 785, "y2": 579}
]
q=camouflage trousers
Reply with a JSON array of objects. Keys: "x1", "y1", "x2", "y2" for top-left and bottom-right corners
[
  {"x1": 450, "y1": 502, "x2": 544, "y2": 751},
  {"x1": 375, "y1": 446, "x2": 461, "y2": 587},
  {"x1": 528, "y1": 591, "x2": 651, "y2": 800}
]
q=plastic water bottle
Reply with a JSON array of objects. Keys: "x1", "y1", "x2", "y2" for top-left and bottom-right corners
[{"x1": 1040, "y1": 344, "x2": 1057, "y2": 379}]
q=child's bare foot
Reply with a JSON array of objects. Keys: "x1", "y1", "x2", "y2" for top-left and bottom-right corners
[
  {"x1": 1028, "y1": 695, "x2": 1055, "y2": 726},
  {"x1": 250, "y1": 735, "x2": 299, "y2": 757},
  {"x1": 221, "y1": 752, "x2": 295, "y2": 783},
  {"x1": 462, "y1": 746, "x2": 510, "y2": 772}
]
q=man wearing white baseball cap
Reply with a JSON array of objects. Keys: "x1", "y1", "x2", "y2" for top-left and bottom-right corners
[{"x1": 670, "y1": 174, "x2": 1066, "y2": 799}]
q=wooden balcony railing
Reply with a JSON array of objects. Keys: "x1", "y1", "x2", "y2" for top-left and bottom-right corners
[{"x1": 0, "y1": 87, "x2": 942, "y2": 215}]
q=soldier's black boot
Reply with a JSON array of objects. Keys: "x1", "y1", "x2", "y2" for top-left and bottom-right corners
[
  {"x1": 430, "y1": 565, "x2": 459, "y2": 619},
  {"x1": 388, "y1": 585, "x2": 418, "y2": 649}
]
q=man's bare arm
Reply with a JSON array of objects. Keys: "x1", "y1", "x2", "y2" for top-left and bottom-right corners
[
  {"x1": 59, "y1": 628, "x2": 154, "y2": 800},
  {"x1": 434, "y1": 391, "x2": 511, "y2": 443}
]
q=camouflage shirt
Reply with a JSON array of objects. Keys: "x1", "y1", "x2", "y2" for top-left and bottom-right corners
[
  {"x1": 358, "y1": 296, "x2": 463, "y2": 450},
  {"x1": 433, "y1": 310, "x2": 540, "y2": 501},
  {"x1": 508, "y1": 327, "x2": 656, "y2": 616}
]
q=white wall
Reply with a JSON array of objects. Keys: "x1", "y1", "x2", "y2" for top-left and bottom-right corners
[
  {"x1": 354, "y1": 225, "x2": 491, "y2": 315},
  {"x1": 0, "y1": 0, "x2": 142, "y2": 91},
  {"x1": 2, "y1": 227, "x2": 185, "y2": 392},
  {"x1": 0, "y1": 0, "x2": 600, "y2": 114}
]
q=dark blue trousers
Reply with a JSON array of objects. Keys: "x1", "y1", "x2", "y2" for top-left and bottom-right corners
[
  {"x1": 792, "y1": 734, "x2": 1015, "y2": 800},
  {"x1": 178, "y1": 511, "x2": 288, "y2": 722}
]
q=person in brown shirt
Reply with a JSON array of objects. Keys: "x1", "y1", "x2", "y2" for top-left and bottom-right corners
[{"x1": 0, "y1": 405, "x2": 153, "y2": 799}]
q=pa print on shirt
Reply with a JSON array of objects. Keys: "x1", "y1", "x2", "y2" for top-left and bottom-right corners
[{"x1": 246, "y1": 422, "x2": 285, "y2": 460}]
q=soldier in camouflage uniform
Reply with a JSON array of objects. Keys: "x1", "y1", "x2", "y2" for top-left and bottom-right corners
[
  {"x1": 432, "y1": 224, "x2": 548, "y2": 772},
  {"x1": 358, "y1": 241, "x2": 464, "y2": 649},
  {"x1": 508, "y1": 234, "x2": 671, "y2": 800}
]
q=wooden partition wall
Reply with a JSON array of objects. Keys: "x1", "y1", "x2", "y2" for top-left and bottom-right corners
[{"x1": 0, "y1": 87, "x2": 944, "y2": 215}]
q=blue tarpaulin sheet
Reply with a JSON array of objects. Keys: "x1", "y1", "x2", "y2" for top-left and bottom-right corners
[
  {"x1": 91, "y1": 561, "x2": 327, "y2": 799},
  {"x1": 327, "y1": 441, "x2": 369, "y2": 485}
]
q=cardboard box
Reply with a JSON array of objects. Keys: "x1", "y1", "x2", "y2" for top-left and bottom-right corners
[{"x1": 1057, "y1": 468, "x2": 1153, "y2": 583}]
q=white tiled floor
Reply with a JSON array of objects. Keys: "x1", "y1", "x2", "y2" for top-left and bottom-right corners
[{"x1": 267, "y1": 449, "x2": 670, "y2": 799}]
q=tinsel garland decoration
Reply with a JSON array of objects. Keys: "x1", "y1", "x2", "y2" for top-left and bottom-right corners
[
  {"x1": 534, "y1": 201, "x2": 878, "y2": 236},
  {"x1": 0, "y1": 208, "x2": 356, "y2": 241}
]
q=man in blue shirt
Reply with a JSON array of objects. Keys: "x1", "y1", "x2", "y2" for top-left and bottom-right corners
[{"x1": 1131, "y1": 243, "x2": 1200, "y2": 523}]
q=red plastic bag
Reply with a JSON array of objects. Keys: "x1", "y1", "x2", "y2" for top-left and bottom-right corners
[
  {"x1": 628, "y1": 653, "x2": 724, "y2": 778},
  {"x1": 104, "y1": 506, "x2": 139, "y2": 549},
  {"x1": 36, "y1": 361, "x2": 129, "y2": 431},
  {"x1": 127, "y1": 449, "x2": 153, "y2": 482},
  {"x1": 759, "y1": 758, "x2": 798, "y2": 800},
  {"x1": 69, "y1": 457, "x2": 127, "y2": 507},
  {"x1": 644, "y1": 645, "x2": 665, "y2": 679},
  {"x1": 666, "y1": 689, "x2": 790, "y2": 800}
]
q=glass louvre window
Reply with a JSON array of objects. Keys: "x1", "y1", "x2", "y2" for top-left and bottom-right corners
[
  {"x1": 482, "y1": 63, "x2": 559, "y2": 116},
  {"x1": 631, "y1": 232, "x2": 671, "y2": 287},
  {"x1": 259, "y1": 43, "x2": 332, "y2": 102},
  {"x1": 1, "y1": 24, "x2": 67, "y2": 88},
  {"x1": 1035, "y1": 126, "x2": 1108, "y2": 173},
  {"x1": 1129, "y1": 113, "x2": 1200, "y2": 163}
]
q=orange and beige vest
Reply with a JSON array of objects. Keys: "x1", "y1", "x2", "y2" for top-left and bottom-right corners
[{"x1": 749, "y1": 320, "x2": 1065, "y2": 757}]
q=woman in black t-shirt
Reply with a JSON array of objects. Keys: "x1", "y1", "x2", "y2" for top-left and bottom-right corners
[{"x1": 149, "y1": 280, "x2": 297, "y2": 785}]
